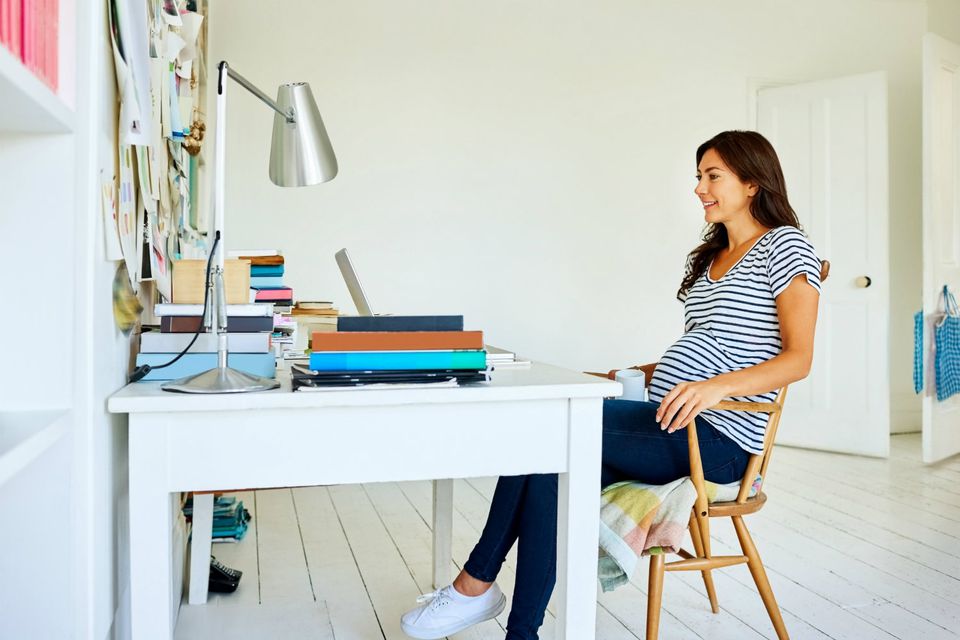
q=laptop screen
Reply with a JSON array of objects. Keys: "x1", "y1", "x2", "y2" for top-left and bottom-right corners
[{"x1": 335, "y1": 248, "x2": 374, "y2": 316}]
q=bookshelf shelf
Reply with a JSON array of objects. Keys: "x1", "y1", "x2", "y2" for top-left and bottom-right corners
[{"x1": 0, "y1": 44, "x2": 73, "y2": 133}]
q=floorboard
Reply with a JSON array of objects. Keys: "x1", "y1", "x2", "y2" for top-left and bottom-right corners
[
  {"x1": 295, "y1": 486, "x2": 386, "y2": 640},
  {"x1": 174, "y1": 435, "x2": 960, "y2": 639}
]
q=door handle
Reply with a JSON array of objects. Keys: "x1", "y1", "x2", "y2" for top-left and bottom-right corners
[{"x1": 855, "y1": 276, "x2": 872, "y2": 288}]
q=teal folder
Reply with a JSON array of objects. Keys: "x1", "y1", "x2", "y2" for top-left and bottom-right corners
[
  {"x1": 308, "y1": 350, "x2": 486, "y2": 371},
  {"x1": 134, "y1": 352, "x2": 276, "y2": 381},
  {"x1": 250, "y1": 264, "x2": 284, "y2": 277}
]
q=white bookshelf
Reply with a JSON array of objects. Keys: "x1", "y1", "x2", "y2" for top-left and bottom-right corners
[
  {"x1": 0, "y1": 2, "x2": 89, "y2": 638},
  {"x1": 0, "y1": 44, "x2": 73, "y2": 133}
]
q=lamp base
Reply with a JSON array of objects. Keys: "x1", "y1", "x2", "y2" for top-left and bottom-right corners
[{"x1": 161, "y1": 366, "x2": 280, "y2": 394}]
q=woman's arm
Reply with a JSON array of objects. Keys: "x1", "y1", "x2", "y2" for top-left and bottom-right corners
[{"x1": 656, "y1": 274, "x2": 819, "y2": 432}]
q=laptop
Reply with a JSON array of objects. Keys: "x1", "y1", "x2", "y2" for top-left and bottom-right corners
[{"x1": 335, "y1": 248, "x2": 374, "y2": 316}]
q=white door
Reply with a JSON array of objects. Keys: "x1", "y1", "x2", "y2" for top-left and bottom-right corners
[
  {"x1": 922, "y1": 34, "x2": 960, "y2": 464},
  {"x1": 757, "y1": 72, "x2": 890, "y2": 457}
]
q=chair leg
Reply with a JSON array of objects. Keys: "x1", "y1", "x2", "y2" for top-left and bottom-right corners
[
  {"x1": 732, "y1": 516, "x2": 789, "y2": 640},
  {"x1": 647, "y1": 553, "x2": 665, "y2": 640},
  {"x1": 688, "y1": 517, "x2": 719, "y2": 613}
]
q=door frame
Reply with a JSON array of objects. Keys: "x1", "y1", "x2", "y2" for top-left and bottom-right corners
[{"x1": 921, "y1": 32, "x2": 960, "y2": 464}]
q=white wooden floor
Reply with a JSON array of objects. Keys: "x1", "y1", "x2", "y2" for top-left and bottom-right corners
[{"x1": 175, "y1": 434, "x2": 960, "y2": 640}]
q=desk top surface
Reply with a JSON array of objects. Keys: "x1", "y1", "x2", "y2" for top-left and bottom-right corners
[{"x1": 108, "y1": 361, "x2": 621, "y2": 414}]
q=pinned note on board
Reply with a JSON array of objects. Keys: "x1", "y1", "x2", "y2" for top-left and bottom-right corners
[{"x1": 108, "y1": 0, "x2": 154, "y2": 145}]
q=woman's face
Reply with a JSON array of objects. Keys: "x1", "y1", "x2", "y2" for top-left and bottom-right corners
[{"x1": 694, "y1": 148, "x2": 757, "y2": 225}]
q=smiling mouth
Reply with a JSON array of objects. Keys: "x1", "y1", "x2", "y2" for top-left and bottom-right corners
[{"x1": 702, "y1": 201, "x2": 717, "y2": 208}]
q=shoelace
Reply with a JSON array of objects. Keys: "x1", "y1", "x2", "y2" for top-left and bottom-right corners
[{"x1": 416, "y1": 588, "x2": 452, "y2": 609}]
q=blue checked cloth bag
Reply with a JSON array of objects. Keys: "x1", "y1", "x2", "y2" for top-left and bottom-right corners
[
  {"x1": 914, "y1": 309, "x2": 924, "y2": 394},
  {"x1": 934, "y1": 286, "x2": 960, "y2": 401}
]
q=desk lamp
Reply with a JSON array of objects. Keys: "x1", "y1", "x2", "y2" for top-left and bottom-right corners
[{"x1": 162, "y1": 61, "x2": 337, "y2": 393}]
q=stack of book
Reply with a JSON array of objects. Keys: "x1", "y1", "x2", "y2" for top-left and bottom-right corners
[
  {"x1": 231, "y1": 250, "x2": 294, "y2": 309},
  {"x1": 271, "y1": 314, "x2": 297, "y2": 358},
  {"x1": 134, "y1": 303, "x2": 276, "y2": 381},
  {"x1": 183, "y1": 495, "x2": 252, "y2": 542},
  {"x1": 288, "y1": 300, "x2": 339, "y2": 349},
  {"x1": 484, "y1": 345, "x2": 531, "y2": 369},
  {"x1": 292, "y1": 315, "x2": 489, "y2": 390}
]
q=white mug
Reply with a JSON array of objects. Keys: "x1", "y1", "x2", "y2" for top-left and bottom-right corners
[{"x1": 615, "y1": 369, "x2": 648, "y2": 402}]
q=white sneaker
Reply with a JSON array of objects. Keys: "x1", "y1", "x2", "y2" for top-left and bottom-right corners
[{"x1": 400, "y1": 583, "x2": 506, "y2": 639}]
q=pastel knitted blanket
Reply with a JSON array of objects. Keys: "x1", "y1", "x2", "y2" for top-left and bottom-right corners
[{"x1": 598, "y1": 475, "x2": 760, "y2": 591}]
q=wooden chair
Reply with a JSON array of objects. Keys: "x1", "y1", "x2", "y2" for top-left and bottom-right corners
[
  {"x1": 598, "y1": 258, "x2": 828, "y2": 639},
  {"x1": 646, "y1": 260, "x2": 830, "y2": 638},
  {"x1": 645, "y1": 388, "x2": 789, "y2": 640}
]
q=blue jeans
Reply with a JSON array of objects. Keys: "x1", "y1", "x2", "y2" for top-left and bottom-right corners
[{"x1": 463, "y1": 399, "x2": 750, "y2": 640}]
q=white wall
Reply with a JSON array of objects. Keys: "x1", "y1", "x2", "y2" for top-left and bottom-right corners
[
  {"x1": 928, "y1": 0, "x2": 960, "y2": 42},
  {"x1": 71, "y1": 3, "x2": 133, "y2": 638},
  {"x1": 209, "y1": 0, "x2": 924, "y2": 416}
]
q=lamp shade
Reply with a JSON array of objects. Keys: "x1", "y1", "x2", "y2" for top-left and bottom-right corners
[{"x1": 269, "y1": 82, "x2": 338, "y2": 187}]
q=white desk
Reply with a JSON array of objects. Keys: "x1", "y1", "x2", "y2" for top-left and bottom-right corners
[{"x1": 108, "y1": 362, "x2": 619, "y2": 639}]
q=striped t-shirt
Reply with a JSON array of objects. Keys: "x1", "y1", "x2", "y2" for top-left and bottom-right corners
[{"x1": 648, "y1": 226, "x2": 821, "y2": 454}]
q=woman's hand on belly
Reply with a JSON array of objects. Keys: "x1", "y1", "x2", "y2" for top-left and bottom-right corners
[{"x1": 655, "y1": 377, "x2": 729, "y2": 433}]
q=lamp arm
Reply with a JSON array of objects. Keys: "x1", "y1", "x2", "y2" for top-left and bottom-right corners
[{"x1": 218, "y1": 61, "x2": 295, "y2": 123}]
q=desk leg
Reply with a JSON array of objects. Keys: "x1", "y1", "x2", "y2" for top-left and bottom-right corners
[
  {"x1": 432, "y1": 478, "x2": 454, "y2": 589},
  {"x1": 128, "y1": 418, "x2": 174, "y2": 640},
  {"x1": 555, "y1": 398, "x2": 603, "y2": 640},
  {"x1": 188, "y1": 493, "x2": 214, "y2": 604}
]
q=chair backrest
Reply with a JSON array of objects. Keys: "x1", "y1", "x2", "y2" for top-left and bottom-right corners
[
  {"x1": 735, "y1": 387, "x2": 787, "y2": 502},
  {"x1": 734, "y1": 257, "x2": 828, "y2": 501},
  {"x1": 726, "y1": 257, "x2": 828, "y2": 502}
]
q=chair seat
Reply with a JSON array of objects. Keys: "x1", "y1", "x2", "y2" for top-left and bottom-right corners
[{"x1": 707, "y1": 491, "x2": 767, "y2": 517}]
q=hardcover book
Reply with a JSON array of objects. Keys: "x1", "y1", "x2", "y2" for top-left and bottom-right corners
[
  {"x1": 291, "y1": 307, "x2": 338, "y2": 316},
  {"x1": 336, "y1": 315, "x2": 464, "y2": 332},
  {"x1": 249, "y1": 276, "x2": 284, "y2": 288},
  {"x1": 133, "y1": 352, "x2": 276, "y2": 381},
  {"x1": 234, "y1": 254, "x2": 284, "y2": 266},
  {"x1": 251, "y1": 286, "x2": 293, "y2": 302},
  {"x1": 295, "y1": 301, "x2": 333, "y2": 310},
  {"x1": 250, "y1": 264, "x2": 284, "y2": 277},
  {"x1": 140, "y1": 331, "x2": 272, "y2": 353},
  {"x1": 311, "y1": 330, "x2": 483, "y2": 352},
  {"x1": 153, "y1": 303, "x2": 274, "y2": 317},
  {"x1": 160, "y1": 315, "x2": 274, "y2": 333}
]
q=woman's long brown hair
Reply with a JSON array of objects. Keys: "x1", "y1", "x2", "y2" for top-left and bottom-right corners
[{"x1": 678, "y1": 130, "x2": 801, "y2": 299}]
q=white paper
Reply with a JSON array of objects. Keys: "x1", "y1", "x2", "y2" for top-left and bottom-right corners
[
  {"x1": 108, "y1": 4, "x2": 144, "y2": 145},
  {"x1": 176, "y1": 58, "x2": 192, "y2": 80},
  {"x1": 101, "y1": 172, "x2": 124, "y2": 261},
  {"x1": 163, "y1": 31, "x2": 185, "y2": 62},
  {"x1": 294, "y1": 379, "x2": 461, "y2": 392},
  {"x1": 148, "y1": 57, "x2": 164, "y2": 199},
  {"x1": 159, "y1": 58, "x2": 172, "y2": 139},
  {"x1": 117, "y1": 144, "x2": 140, "y2": 291},
  {"x1": 137, "y1": 190, "x2": 153, "y2": 282},
  {"x1": 168, "y1": 69, "x2": 185, "y2": 138},
  {"x1": 149, "y1": 211, "x2": 173, "y2": 301},
  {"x1": 114, "y1": 0, "x2": 154, "y2": 145},
  {"x1": 135, "y1": 146, "x2": 156, "y2": 215},
  {"x1": 178, "y1": 12, "x2": 204, "y2": 63},
  {"x1": 160, "y1": 0, "x2": 183, "y2": 27}
]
